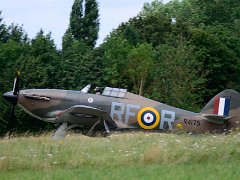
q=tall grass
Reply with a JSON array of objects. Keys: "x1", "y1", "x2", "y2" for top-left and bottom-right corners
[{"x1": 0, "y1": 131, "x2": 240, "y2": 179}]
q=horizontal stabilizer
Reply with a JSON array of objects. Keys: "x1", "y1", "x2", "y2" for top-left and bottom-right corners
[{"x1": 202, "y1": 114, "x2": 232, "y2": 124}]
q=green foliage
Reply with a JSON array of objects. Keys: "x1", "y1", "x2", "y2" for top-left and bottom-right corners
[
  {"x1": 133, "y1": 14, "x2": 172, "y2": 47},
  {"x1": 189, "y1": 0, "x2": 240, "y2": 26},
  {"x1": 59, "y1": 47, "x2": 103, "y2": 90},
  {"x1": 123, "y1": 25, "x2": 140, "y2": 46},
  {"x1": 30, "y1": 29, "x2": 56, "y2": 57},
  {"x1": 60, "y1": 0, "x2": 101, "y2": 90},
  {"x1": 17, "y1": 29, "x2": 60, "y2": 89},
  {"x1": 127, "y1": 43, "x2": 154, "y2": 95},
  {"x1": 0, "y1": 11, "x2": 8, "y2": 43},
  {"x1": 102, "y1": 34, "x2": 132, "y2": 88},
  {"x1": 189, "y1": 28, "x2": 240, "y2": 100},
  {"x1": 102, "y1": 0, "x2": 240, "y2": 110},
  {"x1": 149, "y1": 43, "x2": 205, "y2": 111},
  {"x1": 69, "y1": 0, "x2": 99, "y2": 48}
]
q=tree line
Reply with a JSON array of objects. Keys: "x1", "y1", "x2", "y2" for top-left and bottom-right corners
[{"x1": 0, "y1": 0, "x2": 240, "y2": 135}]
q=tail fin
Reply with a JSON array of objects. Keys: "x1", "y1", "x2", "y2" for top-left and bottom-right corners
[
  {"x1": 201, "y1": 89, "x2": 240, "y2": 128},
  {"x1": 201, "y1": 89, "x2": 240, "y2": 115}
]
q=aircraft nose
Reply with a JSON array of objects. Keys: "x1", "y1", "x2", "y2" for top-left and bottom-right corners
[{"x1": 3, "y1": 91, "x2": 18, "y2": 105}]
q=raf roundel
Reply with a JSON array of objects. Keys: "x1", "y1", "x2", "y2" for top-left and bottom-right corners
[
  {"x1": 88, "y1": 98, "x2": 94, "y2": 103},
  {"x1": 137, "y1": 107, "x2": 160, "y2": 129}
]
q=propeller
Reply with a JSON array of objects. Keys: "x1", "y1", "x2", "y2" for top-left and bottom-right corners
[
  {"x1": 3, "y1": 71, "x2": 20, "y2": 137},
  {"x1": 13, "y1": 71, "x2": 20, "y2": 95}
]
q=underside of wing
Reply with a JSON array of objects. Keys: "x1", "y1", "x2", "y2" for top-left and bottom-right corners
[{"x1": 57, "y1": 105, "x2": 118, "y2": 129}]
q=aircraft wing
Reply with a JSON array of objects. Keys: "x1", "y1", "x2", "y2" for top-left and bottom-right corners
[
  {"x1": 202, "y1": 114, "x2": 233, "y2": 124},
  {"x1": 57, "y1": 105, "x2": 118, "y2": 129}
]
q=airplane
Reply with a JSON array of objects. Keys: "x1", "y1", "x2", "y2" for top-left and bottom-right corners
[{"x1": 3, "y1": 73, "x2": 240, "y2": 139}]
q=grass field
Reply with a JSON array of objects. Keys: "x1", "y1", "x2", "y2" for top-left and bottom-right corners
[{"x1": 0, "y1": 131, "x2": 240, "y2": 179}]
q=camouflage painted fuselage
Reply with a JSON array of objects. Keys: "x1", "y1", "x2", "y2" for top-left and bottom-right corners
[{"x1": 16, "y1": 89, "x2": 240, "y2": 133}]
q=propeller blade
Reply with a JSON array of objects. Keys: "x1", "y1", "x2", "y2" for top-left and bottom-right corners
[{"x1": 13, "y1": 71, "x2": 20, "y2": 95}]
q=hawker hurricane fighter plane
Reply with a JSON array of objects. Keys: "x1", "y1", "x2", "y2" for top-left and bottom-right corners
[{"x1": 3, "y1": 74, "x2": 240, "y2": 139}]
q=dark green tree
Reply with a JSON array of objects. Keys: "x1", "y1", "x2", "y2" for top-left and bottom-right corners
[
  {"x1": 62, "y1": 28, "x2": 89, "y2": 58},
  {"x1": 102, "y1": 33, "x2": 132, "y2": 88},
  {"x1": 127, "y1": 43, "x2": 154, "y2": 95},
  {"x1": 123, "y1": 24, "x2": 140, "y2": 46},
  {"x1": 189, "y1": 28, "x2": 240, "y2": 100},
  {"x1": 60, "y1": 0, "x2": 101, "y2": 90},
  {"x1": 149, "y1": 43, "x2": 206, "y2": 111},
  {"x1": 0, "y1": 11, "x2": 8, "y2": 43},
  {"x1": 69, "y1": 0, "x2": 99, "y2": 48},
  {"x1": 18, "y1": 29, "x2": 60, "y2": 89}
]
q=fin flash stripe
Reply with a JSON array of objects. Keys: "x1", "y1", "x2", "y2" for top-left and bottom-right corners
[{"x1": 213, "y1": 97, "x2": 230, "y2": 116}]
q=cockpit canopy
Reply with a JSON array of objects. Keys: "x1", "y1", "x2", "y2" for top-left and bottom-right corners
[
  {"x1": 81, "y1": 84, "x2": 127, "y2": 98},
  {"x1": 102, "y1": 87, "x2": 127, "y2": 98}
]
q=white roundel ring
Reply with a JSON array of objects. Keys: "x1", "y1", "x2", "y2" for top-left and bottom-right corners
[
  {"x1": 88, "y1": 98, "x2": 94, "y2": 103},
  {"x1": 143, "y1": 113, "x2": 154, "y2": 124}
]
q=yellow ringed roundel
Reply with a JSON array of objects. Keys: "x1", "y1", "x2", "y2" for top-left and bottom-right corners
[{"x1": 137, "y1": 107, "x2": 160, "y2": 129}]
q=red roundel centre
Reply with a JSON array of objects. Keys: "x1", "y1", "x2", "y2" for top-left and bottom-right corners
[{"x1": 147, "y1": 116, "x2": 150, "y2": 120}]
